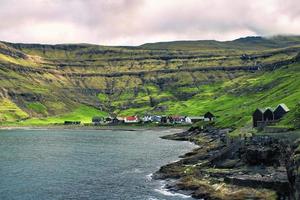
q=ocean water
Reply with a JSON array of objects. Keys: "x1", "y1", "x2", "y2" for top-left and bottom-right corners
[{"x1": 0, "y1": 129, "x2": 196, "y2": 200}]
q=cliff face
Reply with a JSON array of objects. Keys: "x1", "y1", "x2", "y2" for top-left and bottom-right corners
[
  {"x1": 0, "y1": 36, "x2": 300, "y2": 126},
  {"x1": 287, "y1": 140, "x2": 300, "y2": 200}
]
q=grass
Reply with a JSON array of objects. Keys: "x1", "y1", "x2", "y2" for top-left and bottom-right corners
[
  {"x1": 26, "y1": 102, "x2": 48, "y2": 115},
  {"x1": 19, "y1": 105, "x2": 107, "y2": 125},
  {"x1": 0, "y1": 98, "x2": 29, "y2": 122},
  {"x1": 0, "y1": 38, "x2": 299, "y2": 128}
]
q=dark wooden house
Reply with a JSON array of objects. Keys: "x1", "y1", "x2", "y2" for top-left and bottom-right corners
[
  {"x1": 252, "y1": 108, "x2": 265, "y2": 127},
  {"x1": 111, "y1": 117, "x2": 121, "y2": 124},
  {"x1": 204, "y1": 112, "x2": 215, "y2": 121},
  {"x1": 189, "y1": 116, "x2": 204, "y2": 123},
  {"x1": 64, "y1": 121, "x2": 81, "y2": 125},
  {"x1": 274, "y1": 103, "x2": 290, "y2": 120},
  {"x1": 92, "y1": 116, "x2": 103, "y2": 125},
  {"x1": 263, "y1": 108, "x2": 274, "y2": 121}
]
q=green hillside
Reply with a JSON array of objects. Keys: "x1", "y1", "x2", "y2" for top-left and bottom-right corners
[{"x1": 0, "y1": 36, "x2": 299, "y2": 128}]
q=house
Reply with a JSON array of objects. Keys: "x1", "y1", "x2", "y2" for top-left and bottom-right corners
[
  {"x1": 263, "y1": 107, "x2": 274, "y2": 121},
  {"x1": 161, "y1": 116, "x2": 169, "y2": 124},
  {"x1": 64, "y1": 121, "x2": 81, "y2": 125},
  {"x1": 171, "y1": 116, "x2": 185, "y2": 124},
  {"x1": 274, "y1": 103, "x2": 289, "y2": 120},
  {"x1": 184, "y1": 116, "x2": 192, "y2": 124},
  {"x1": 151, "y1": 115, "x2": 162, "y2": 123},
  {"x1": 142, "y1": 116, "x2": 152, "y2": 123},
  {"x1": 124, "y1": 116, "x2": 139, "y2": 123},
  {"x1": 253, "y1": 103, "x2": 290, "y2": 128},
  {"x1": 92, "y1": 116, "x2": 103, "y2": 125},
  {"x1": 252, "y1": 108, "x2": 265, "y2": 127},
  {"x1": 204, "y1": 112, "x2": 215, "y2": 121},
  {"x1": 110, "y1": 117, "x2": 121, "y2": 124},
  {"x1": 189, "y1": 116, "x2": 205, "y2": 123}
]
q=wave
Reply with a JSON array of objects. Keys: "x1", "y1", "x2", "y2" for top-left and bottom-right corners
[
  {"x1": 145, "y1": 173, "x2": 153, "y2": 181},
  {"x1": 154, "y1": 181, "x2": 192, "y2": 199}
]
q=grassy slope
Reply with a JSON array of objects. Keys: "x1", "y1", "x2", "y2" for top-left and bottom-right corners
[
  {"x1": 0, "y1": 36, "x2": 299, "y2": 127},
  {"x1": 118, "y1": 62, "x2": 300, "y2": 129},
  {"x1": 6, "y1": 105, "x2": 107, "y2": 126}
]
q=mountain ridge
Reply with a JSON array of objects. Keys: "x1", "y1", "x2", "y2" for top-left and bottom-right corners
[{"x1": 0, "y1": 35, "x2": 299, "y2": 129}]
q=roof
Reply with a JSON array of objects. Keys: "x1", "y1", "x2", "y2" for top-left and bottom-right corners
[
  {"x1": 264, "y1": 107, "x2": 274, "y2": 112},
  {"x1": 204, "y1": 112, "x2": 215, "y2": 117},
  {"x1": 255, "y1": 108, "x2": 266, "y2": 113},
  {"x1": 189, "y1": 116, "x2": 205, "y2": 119},
  {"x1": 171, "y1": 116, "x2": 184, "y2": 119},
  {"x1": 276, "y1": 103, "x2": 290, "y2": 112},
  {"x1": 125, "y1": 116, "x2": 138, "y2": 120}
]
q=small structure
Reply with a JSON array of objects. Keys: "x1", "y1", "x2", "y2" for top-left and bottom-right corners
[
  {"x1": 252, "y1": 103, "x2": 290, "y2": 128},
  {"x1": 252, "y1": 108, "x2": 265, "y2": 127},
  {"x1": 184, "y1": 116, "x2": 192, "y2": 124},
  {"x1": 64, "y1": 121, "x2": 81, "y2": 125},
  {"x1": 274, "y1": 103, "x2": 290, "y2": 120},
  {"x1": 92, "y1": 116, "x2": 103, "y2": 125},
  {"x1": 263, "y1": 107, "x2": 274, "y2": 121},
  {"x1": 171, "y1": 116, "x2": 185, "y2": 124},
  {"x1": 204, "y1": 112, "x2": 215, "y2": 121},
  {"x1": 160, "y1": 116, "x2": 169, "y2": 124},
  {"x1": 110, "y1": 117, "x2": 121, "y2": 124},
  {"x1": 142, "y1": 115, "x2": 152, "y2": 123},
  {"x1": 124, "y1": 116, "x2": 139, "y2": 123},
  {"x1": 151, "y1": 115, "x2": 162, "y2": 123},
  {"x1": 189, "y1": 116, "x2": 205, "y2": 123}
]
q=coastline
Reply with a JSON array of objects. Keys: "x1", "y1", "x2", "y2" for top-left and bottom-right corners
[{"x1": 153, "y1": 127, "x2": 293, "y2": 199}]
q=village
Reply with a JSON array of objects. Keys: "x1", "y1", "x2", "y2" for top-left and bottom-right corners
[
  {"x1": 63, "y1": 112, "x2": 216, "y2": 126},
  {"x1": 63, "y1": 103, "x2": 291, "y2": 129}
]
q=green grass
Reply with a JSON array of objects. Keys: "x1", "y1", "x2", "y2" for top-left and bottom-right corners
[
  {"x1": 19, "y1": 105, "x2": 107, "y2": 125},
  {"x1": 0, "y1": 98, "x2": 29, "y2": 122},
  {"x1": 26, "y1": 102, "x2": 48, "y2": 115},
  {"x1": 98, "y1": 93, "x2": 109, "y2": 102},
  {"x1": 0, "y1": 38, "x2": 299, "y2": 128}
]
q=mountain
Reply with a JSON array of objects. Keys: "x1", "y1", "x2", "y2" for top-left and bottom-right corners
[{"x1": 0, "y1": 36, "x2": 299, "y2": 128}]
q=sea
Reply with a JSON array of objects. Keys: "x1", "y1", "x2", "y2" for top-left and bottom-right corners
[{"x1": 0, "y1": 128, "x2": 196, "y2": 200}]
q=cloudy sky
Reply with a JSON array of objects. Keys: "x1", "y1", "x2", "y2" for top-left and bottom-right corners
[{"x1": 0, "y1": 0, "x2": 299, "y2": 45}]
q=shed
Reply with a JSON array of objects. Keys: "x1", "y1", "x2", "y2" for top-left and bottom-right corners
[
  {"x1": 111, "y1": 117, "x2": 121, "y2": 124},
  {"x1": 161, "y1": 116, "x2": 168, "y2": 123},
  {"x1": 263, "y1": 107, "x2": 274, "y2": 121},
  {"x1": 189, "y1": 116, "x2": 204, "y2": 123},
  {"x1": 64, "y1": 121, "x2": 81, "y2": 125},
  {"x1": 204, "y1": 112, "x2": 215, "y2": 121},
  {"x1": 252, "y1": 108, "x2": 265, "y2": 127},
  {"x1": 92, "y1": 116, "x2": 103, "y2": 125},
  {"x1": 274, "y1": 103, "x2": 290, "y2": 120}
]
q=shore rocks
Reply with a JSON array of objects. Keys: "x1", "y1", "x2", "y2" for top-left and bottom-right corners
[
  {"x1": 287, "y1": 140, "x2": 300, "y2": 200},
  {"x1": 244, "y1": 145, "x2": 280, "y2": 166},
  {"x1": 155, "y1": 129, "x2": 294, "y2": 199}
]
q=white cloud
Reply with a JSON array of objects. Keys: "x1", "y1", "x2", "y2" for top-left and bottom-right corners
[{"x1": 0, "y1": 0, "x2": 299, "y2": 45}]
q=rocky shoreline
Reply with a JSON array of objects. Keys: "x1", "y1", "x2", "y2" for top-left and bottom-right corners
[{"x1": 154, "y1": 127, "x2": 300, "y2": 200}]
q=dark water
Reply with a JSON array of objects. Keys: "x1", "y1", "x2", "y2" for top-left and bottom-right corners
[{"x1": 0, "y1": 129, "x2": 196, "y2": 200}]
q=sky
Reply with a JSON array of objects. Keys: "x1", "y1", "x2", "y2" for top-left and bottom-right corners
[{"x1": 0, "y1": 0, "x2": 299, "y2": 45}]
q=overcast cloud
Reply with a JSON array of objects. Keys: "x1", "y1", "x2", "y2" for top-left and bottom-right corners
[{"x1": 0, "y1": 0, "x2": 299, "y2": 45}]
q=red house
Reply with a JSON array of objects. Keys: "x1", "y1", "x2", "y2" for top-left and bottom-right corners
[{"x1": 124, "y1": 116, "x2": 139, "y2": 123}]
